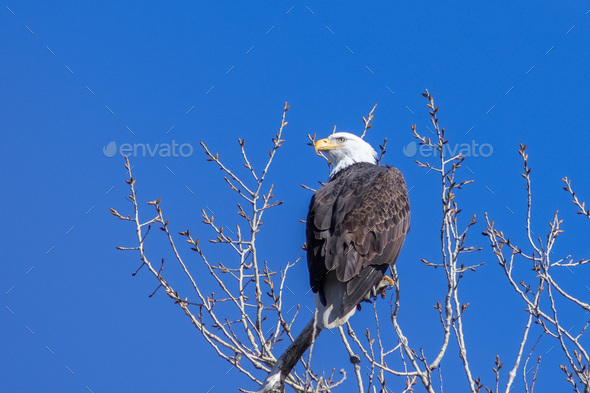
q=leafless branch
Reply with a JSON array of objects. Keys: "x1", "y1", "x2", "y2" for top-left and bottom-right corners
[
  {"x1": 484, "y1": 144, "x2": 590, "y2": 392},
  {"x1": 360, "y1": 104, "x2": 377, "y2": 139},
  {"x1": 113, "y1": 104, "x2": 345, "y2": 393}
]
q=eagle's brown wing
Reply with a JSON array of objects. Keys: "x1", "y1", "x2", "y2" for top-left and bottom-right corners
[{"x1": 306, "y1": 163, "x2": 410, "y2": 316}]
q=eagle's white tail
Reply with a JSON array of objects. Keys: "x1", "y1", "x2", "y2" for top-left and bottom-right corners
[
  {"x1": 314, "y1": 278, "x2": 356, "y2": 329},
  {"x1": 315, "y1": 273, "x2": 396, "y2": 329}
]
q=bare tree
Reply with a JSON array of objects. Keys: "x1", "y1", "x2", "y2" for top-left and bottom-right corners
[
  {"x1": 112, "y1": 103, "x2": 346, "y2": 393},
  {"x1": 484, "y1": 145, "x2": 590, "y2": 393},
  {"x1": 112, "y1": 93, "x2": 590, "y2": 393}
]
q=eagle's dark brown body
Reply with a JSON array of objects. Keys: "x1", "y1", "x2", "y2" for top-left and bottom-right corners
[{"x1": 306, "y1": 162, "x2": 410, "y2": 328}]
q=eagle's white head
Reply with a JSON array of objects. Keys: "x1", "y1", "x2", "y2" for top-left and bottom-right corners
[{"x1": 315, "y1": 132, "x2": 377, "y2": 177}]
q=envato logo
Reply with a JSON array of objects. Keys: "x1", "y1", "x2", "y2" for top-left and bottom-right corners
[
  {"x1": 402, "y1": 140, "x2": 493, "y2": 158},
  {"x1": 103, "y1": 141, "x2": 193, "y2": 158}
]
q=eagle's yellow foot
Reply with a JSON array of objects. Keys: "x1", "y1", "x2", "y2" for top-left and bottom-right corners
[
  {"x1": 377, "y1": 275, "x2": 395, "y2": 298},
  {"x1": 381, "y1": 275, "x2": 395, "y2": 287},
  {"x1": 367, "y1": 275, "x2": 397, "y2": 299}
]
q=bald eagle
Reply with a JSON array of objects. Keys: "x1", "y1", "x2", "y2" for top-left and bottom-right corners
[{"x1": 306, "y1": 132, "x2": 410, "y2": 329}]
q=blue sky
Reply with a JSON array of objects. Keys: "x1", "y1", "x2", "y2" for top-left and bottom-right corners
[{"x1": 2, "y1": 1, "x2": 590, "y2": 392}]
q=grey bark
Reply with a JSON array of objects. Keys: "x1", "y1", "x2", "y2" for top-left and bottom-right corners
[{"x1": 257, "y1": 318, "x2": 322, "y2": 393}]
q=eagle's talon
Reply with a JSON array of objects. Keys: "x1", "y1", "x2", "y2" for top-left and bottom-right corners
[{"x1": 381, "y1": 275, "x2": 395, "y2": 287}]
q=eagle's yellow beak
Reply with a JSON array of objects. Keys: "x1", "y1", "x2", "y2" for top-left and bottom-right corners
[{"x1": 314, "y1": 138, "x2": 342, "y2": 153}]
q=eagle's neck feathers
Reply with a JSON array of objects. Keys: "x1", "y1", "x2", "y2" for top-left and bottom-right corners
[{"x1": 330, "y1": 155, "x2": 375, "y2": 178}]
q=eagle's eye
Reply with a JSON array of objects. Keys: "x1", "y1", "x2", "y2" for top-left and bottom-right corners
[{"x1": 336, "y1": 137, "x2": 346, "y2": 144}]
